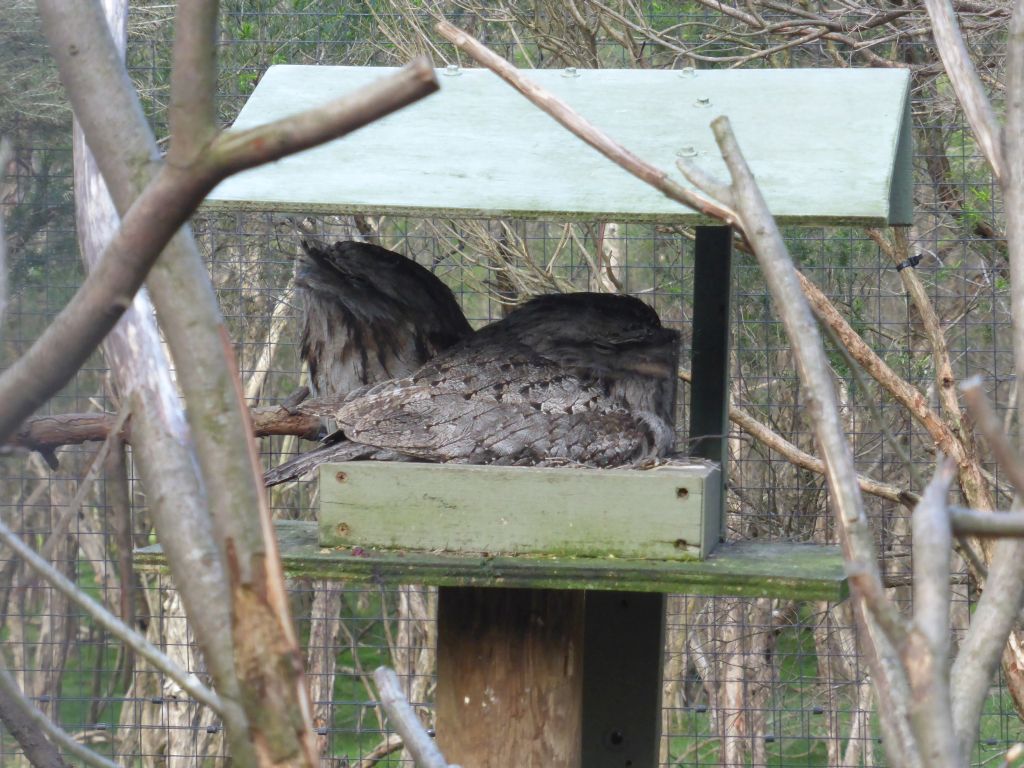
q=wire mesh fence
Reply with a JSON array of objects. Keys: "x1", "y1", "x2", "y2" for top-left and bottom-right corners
[{"x1": 0, "y1": 1, "x2": 1017, "y2": 765}]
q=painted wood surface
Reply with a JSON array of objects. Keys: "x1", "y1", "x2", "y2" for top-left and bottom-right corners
[
  {"x1": 134, "y1": 521, "x2": 848, "y2": 600},
  {"x1": 436, "y1": 587, "x2": 584, "y2": 768},
  {"x1": 318, "y1": 461, "x2": 719, "y2": 560},
  {"x1": 206, "y1": 65, "x2": 912, "y2": 225}
]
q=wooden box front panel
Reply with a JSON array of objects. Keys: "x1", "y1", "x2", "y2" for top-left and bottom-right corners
[{"x1": 318, "y1": 461, "x2": 720, "y2": 561}]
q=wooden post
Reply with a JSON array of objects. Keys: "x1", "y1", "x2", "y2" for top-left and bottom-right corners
[
  {"x1": 435, "y1": 587, "x2": 584, "y2": 768},
  {"x1": 582, "y1": 591, "x2": 665, "y2": 767},
  {"x1": 690, "y1": 225, "x2": 734, "y2": 543}
]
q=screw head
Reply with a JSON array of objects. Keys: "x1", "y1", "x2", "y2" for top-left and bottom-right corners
[
  {"x1": 443, "y1": 63, "x2": 462, "y2": 76},
  {"x1": 676, "y1": 146, "x2": 697, "y2": 158},
  {"x1": 563, "y1": 66, "x2": 580, "y2": 78},
  {"x1": 694, "y1": 96, "x2": 712, "y2": 108},
  {"x1": 678, "y1": 66, "x2": 696, "y2": 78}
]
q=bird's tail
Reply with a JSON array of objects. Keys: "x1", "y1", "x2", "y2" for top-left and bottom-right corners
[{"x1": 263, "y1": 440, "x2": 382, "y2": 487}]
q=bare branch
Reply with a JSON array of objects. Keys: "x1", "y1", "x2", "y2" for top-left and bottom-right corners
[
  {"x1": 0, "y1": 516, "x2": 223, "y2": 715},
  {"x1": 923, "y1": 0, "x2": 1004, "y2": 178},
  {"x1": 951, "y1": 532, "x2": 1024, "y2": 756},
  {"x1": 373, "y1": 667, "x2": 458, "y2": 768},
  {"x1": 675, "y1": 159, "x2": 734, "y2": 210},
  {"x1": 961, "y1": 376, "x2": 1024, "y2": 499},
  {"x1": 213, "y1": 57, "x2": 439, "y2": 175},
  {"x1": 953, "y1": 4, "x2": 1024, "y2": 736},
  {"x1": 1005, "y1": 0, "x2": 1024, "y2": 446},
  {"x1": 62, "y1": 2, "x2": 255, "y2": 758},
  {"x1": 701, "y1": 114, "x2": 919, "y2": 765},
  {"x1": 435, "y1": 20, "x2": 738, "y2": 225},
  {"x1": 951, "y1": 507, "x2": 1024, "y2": 536}
]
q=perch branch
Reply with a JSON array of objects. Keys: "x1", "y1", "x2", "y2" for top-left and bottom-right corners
[
  {"x1": 373, "y1": 667, "x2": 457, "y2": 768},
  {"x1": 6, "y1": 404, "x2": 322, "y2": 454},
  {"x1": 0, "y1": 517, "x2": 223, "y2": 715}
]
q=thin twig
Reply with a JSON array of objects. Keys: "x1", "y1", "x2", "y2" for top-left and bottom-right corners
[
  {"x1": 0, "y1": 660, "x2": 118, "y2": 768},
  {"x1": 0, "y1": 517, "x2": 223, "y2": 716},
  {"x1": 678, "y1": 369, "x2": 919, "y2": 507},
  {"x1": 435, "y1": 20, "x2": 738, "y2": 225}
]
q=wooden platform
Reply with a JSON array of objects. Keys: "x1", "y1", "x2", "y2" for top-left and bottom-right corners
[{"x1": 135, "y1": 520, "x2": 848, "y2": 601}]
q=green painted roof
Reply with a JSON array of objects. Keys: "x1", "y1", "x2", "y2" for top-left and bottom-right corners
[{"x1": 206, "y1": 65, "x2": 912, "y2": 225}]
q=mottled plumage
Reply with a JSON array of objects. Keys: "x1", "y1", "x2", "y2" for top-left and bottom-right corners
[
  {"x1": 265, "y1": 292, "x2": 679, "y2": 485},
  {"x1": 296, "y1": 240, "x2": 472, "y2": 398}
]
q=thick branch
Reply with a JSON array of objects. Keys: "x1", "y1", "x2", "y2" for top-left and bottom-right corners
[
  {"x1": 66, "y1": 1, "x2": 254, "y2": 759},
  {"x1": 167, "y1": 1, "x2": 219, "y2": 163},
  {"x1": 906, "y1": 459, "x2": 957, "y2": 768}
]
